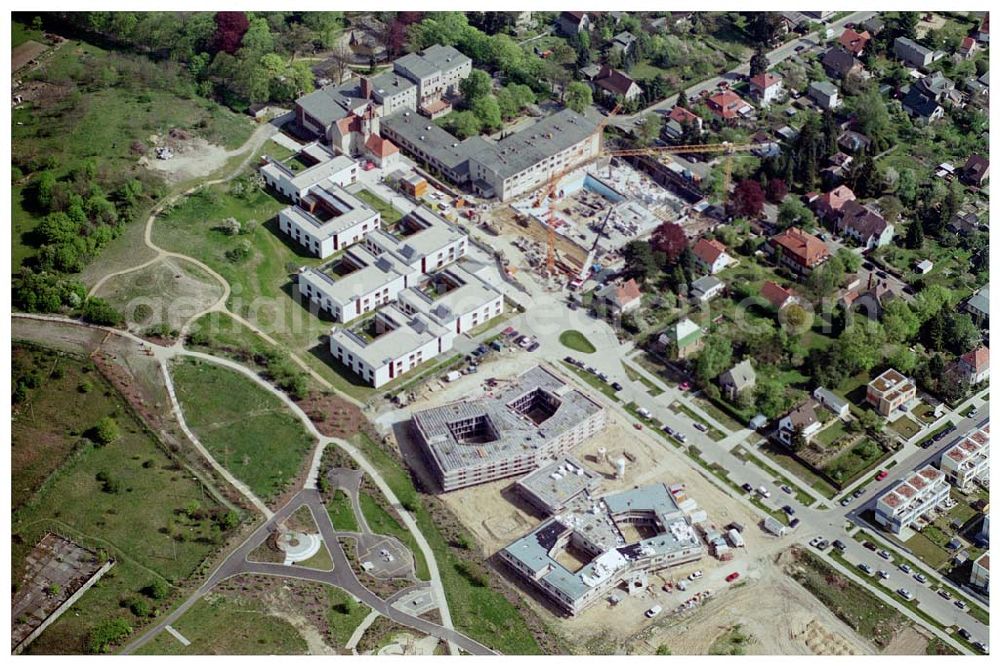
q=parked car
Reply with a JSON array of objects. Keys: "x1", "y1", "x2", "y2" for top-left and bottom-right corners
[
  {"x1": 527, "y1": 341, "x2": 540, "y2": 352},
  {"x1": 782, "y1": 505, "x2": 795, "y2": 515},
  {"x1": 876, "y1": 470, "x2": 889, "y2": 481},
  {"x1": 832, "y1": 540, "x2": 846, "y2": 552},
  {"x1": 899, "y1": 563, "x2": 912, "y2": 574},
  {"x1": 781, "y1": 485, "x2": 792, "y2": 494},
  {"x1": 877, "y1": 570, "x2": 890, "y2": 580},
  {"x1": 958, "y1": 628, "x2": 972, "y2": 640},
  {"x1": 645, "y1": 605, "x2": 662, "y2": 618},
  {"x1": 725, "y1": 572, "x2": 741, "y2": 583},
  {"x1": 693, "y1": 422, "x2": 708, "y2": 432},
  {"x1": 955, "y1": 600, "x2": 967, "y2": 610},
  {"x1": 794, "y1": 44, "x2": 806, "y2": 52},
  {"x1": 689, "y1": 570, "x2": 704, "y2": 580},
  {"x1": 897, "y1": 588, "x2": 914, "y2": 601},
  {"x1": 678, "y1": 381, "x2": 691, "y2": 391},
  {"x1": 878, "y1": 549, "x2": 890, "y2": 560},
  {"x1": 611, "y1": 382, "x2": 624, "y2": 391},
  {"x1": 863, "y1": 541, "x2": 877, "y2": 551},
  {"x1": 789, "y1": 518, "x2": 800, "y2": 529},
  {"x1": 937, "y1": 589, "x2": 951, "y2": 600},
  {"x1": 971, "y1": 641, "x2": 988, "y2": 654},
  {"x1": 858, "y1": 563, "x2": 874, "y2": 575},
  {"x1": 914, "y1": 573, "x2": 927, "y2": 584},
  {"x1": 741, "y1": 483, "x2": 754, "y2": 493},
  {"x1": 633, "y1": 423, "x2": 643, "y2": 430},
  {"x1": 853, "y1": 488, "x2": 866, "y2": 498},
  {"x1": 840, "y1": 497, "x2": 852, "y2": 506}
]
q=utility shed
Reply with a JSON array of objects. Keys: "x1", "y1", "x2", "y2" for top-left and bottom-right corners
[{"x1": 762, "y1": 516, "x2": 787, "y2": 536}]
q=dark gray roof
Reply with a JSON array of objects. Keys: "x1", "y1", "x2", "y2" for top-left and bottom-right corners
[
  {"x1": 471, "y1": 109, "x2": 598, "y2": 180},
  {"x1": 369, "y1": 70, "x2": 415, "y2": 100},
  {"x1": 296, "y1": 81, "x2": 368, "y2": 125},
  {"x1": 902, "y1": 86, "x2": 941, "y2": 118},
  {"x1": 822, "y1": 47, "x2": 860, "y2": 78},
  {"x1": 381, "y1": 112, "x2": 491, "y2": 174}
]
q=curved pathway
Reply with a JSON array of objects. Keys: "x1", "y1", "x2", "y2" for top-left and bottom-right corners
[{"x1": 13, "y1": 313, "x2": 468, "y2": 654}]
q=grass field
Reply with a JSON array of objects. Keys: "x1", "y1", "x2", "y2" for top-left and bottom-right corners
[
  {"x1": 559, "y1": 330, "x2": 596, "y2": 354},
  {"x1": 170, "y1": 358, "x2": 315, "y2": 501},
  {"x1": 326, "y1": 588, "x2": 370, "y2": 648},
  {"x1": 13, "y1": 37, "x2": 253, "y2": 269},
  {"x1": 889, "y1": 416, "x2": 921, "y2": 440},
  {"x1": 759, "y1": 442, "x2": 838, "y2": 499},
  {"x1": 788, "y1": 548, "x2": 904, "y2": 649},
  {"x1": 135, "y1": 595, "x2": 307, "y2": 655},
  {"x1": 358, "y1": 492, "x2": 430, "y2": 581},
  {"x1": 355, "y1": 189, "x2": 403, "y2": 225},
  {"x1": 13, "y1": 347, "x2": 231, "y2": 654},
  {"x1": 327, "y1": 490, "x2": 360, "y2": 532}
]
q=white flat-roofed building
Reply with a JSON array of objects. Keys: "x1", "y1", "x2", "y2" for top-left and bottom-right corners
[
  {"x1": 364, "y1": 206, "x2": 468, "y2": 274},
  {"x1": 866, "y1": 368, "x2": 917, "y2": 417},
  {"x1": 261, "y1": 143, "x2": 359, "y2": 202},
  {"x1": 940, "y1": 425, "x2": 989, "y2": 491},
  {"x1": 329, "y1": 304, "x2": 455, "y2": 388},
  {"x1": 970, "y1": 551, "x2": 989, "y2": 592},
  {"x1": 393, "y1": 44, "x2": 472, "y2": 102},
  {"x1": 298, "y1": 246, "x2": 414, "y2": 323},
  {"x1": 396, "y1": 265, "x2": 504, "y2": 335},
  {"x1": 875, "y1": 465, "x2": 950, "y2": 534},
  {"x1": 277, "y1": 183, "x2": 380, "y2": 258}
]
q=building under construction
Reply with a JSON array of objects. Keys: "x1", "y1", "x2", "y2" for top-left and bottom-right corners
[
  {"x1": 498, "y1": 482, "x2": 705, "y2": 616},
  {"x1": 410, "y1": 365, "x2": 607, "y2": 492}
]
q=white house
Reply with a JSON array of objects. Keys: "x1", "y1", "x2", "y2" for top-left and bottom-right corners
[
  {"x1": 277, "y1": 183, "x2": 380, "y2": 258},
  {"x1": 261, "y1": 143, "x2": 359, "y2": 203},
  {"x1": 777, "y1": 401, "x2": 822, "y2": 447},
  {"x1": 749, "y1": 72, "x2": 784, "y2": 107},
  {"x1": 691, "y1": 238, "x2": 735, "y2": 275},
  {"x1": 939, "y1": 426, "x2": 989, "y2": 491},
  {"x1": 875, "y1": 466, "x2": 950, "y2": 534}
]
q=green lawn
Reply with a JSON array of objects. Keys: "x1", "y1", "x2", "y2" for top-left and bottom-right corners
[
  {"x1": 170, "y1": 358, "x2": 315, "y2": 501},
  {"x1": 13, "y1": 18, "x2": 45, "y2": 48},
  {"x1": 357, "y1": 493, "x2": 430, "y2": 581},
  {"x1": 904, "y1": 531, "x2": 953, "y2": 570},
  {"x1": 355, "y1": 189, "x2": 402, "y2": 225},
  {"x1": 136, "y1": 596, "x2": 307, "y2": 655},
  {"x1": 326, "y1": 588, "x2": 371, "y2": 648},
  {"x1": 327, "y1": 490, "x2": 360, "y2": 532},
  {"x1": 13, "y1": 347, "x2": 233, "y2": 654},
  {"x1": 912, "y1": 402, "x2": 938, "y2": 424},
  {"x1": 759, "y1": 443, "x2": 838, "y2": 499},
  {"x1": 889, "y1": 415, "x2": 921, "y2": 440},
  {"x1": 559, "y1": 330, "x2": 597, "y2": 354},
  {"x1": 815, "y1": 418, "x2": 850, "y2": 447},
  {"x1": 822, "y1": 439, "x2": 889, "y2": 488}
]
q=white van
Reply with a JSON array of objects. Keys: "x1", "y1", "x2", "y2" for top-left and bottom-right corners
[{"x1": 645, "y1": 605, "x2": 663, "y2": 618}]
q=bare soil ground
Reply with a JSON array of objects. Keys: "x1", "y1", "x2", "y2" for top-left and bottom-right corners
[
  {"x1": 883, "y1": 624, "x2": 932, "y2": 655},
  {"x1": 141, "y1": 135, "x2": 234, "y2": 184},
  {"x1": 12, "y1": 40, "x2": 49, "y2": 71},
  {"x1": 93, "y1": 257, "x2": 223, "y2": 333}
]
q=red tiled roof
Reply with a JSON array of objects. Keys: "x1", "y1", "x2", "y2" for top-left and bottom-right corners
[
  {"x1": 896, "y1": 483, "x2": 916, "y2": 498},
  {"x1": 820, "y1": 185, "x2": 856, "y2": 213},
  {"x1": 706, "y1": 90, "x2": 748, "y2": 119},
  {"x1": 920, "y1": 468, "x2": 941, "y2": 481},
  {"x1": 669, "y1": 105, "x2": 700, "y2": 124},
  {"x1": 882, "y1": 492, "x2": 902, "y2": 508},
  {"x1": 595, "y1": 66, "x2": 640, "y2": 97},
  {"x1": 761, "y1": 281, "x2": 795, "y2": 309},
  {"x1": 365, "y1": 134, "x2": 398, "y2": 158},
  {"x1": 961, "y1": 36, "x2": 976, "y2": 51},
  {"x1": 961, "y1": 346, "x2": 989, "y2": 372},
  {"x1": 909, "y1": 475, "x2": 928, "y2": 491},
  {"x1": 771, "y1": 227, "x2": 830, "y2": 267},
  {"x1": 692, "y1": 238, "x2": 728, "y2": 266},
  {"x1": 750, "y1": 72, "x2": 782, "y2": 90},
  {"x1": 838, "y1": 28, "x2": 871, "y2": 55},
  {"x1": 612, "y1": 278, "x2": 642, "y2": 306}
]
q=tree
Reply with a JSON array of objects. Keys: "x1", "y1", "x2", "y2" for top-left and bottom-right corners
[
  {"x1": 211, "y1": 11, "x2": 249, "y2": 54},
  {"x1": 93, "y1": 416, "x2": 121, "y2": 445},
  {"x1": 675, "y1": 88, "x2": 688, "y2": 109},
  {"x1": 749, "y1": 47, "x2": 770, "y2": 78},
  {"x1": 946, "y1": 312, "x2": 981, "y2": 355},
  {"x1": 882, "y1": 299, "x2": 920, "y2": 344},
  {"x1": 81, "y1": 298, "x2": 122, "y2": 326},
  {"x1": 621, "y1": 240, "x2": 658, "y2": 283},
  {"x1": 460, "y1": 69, "x2": 493, "y2": 104},
  {"x1": 776, "y1": 198, "x2": 815, "y2": 230},
  {"x1": 845, "y1": 89, "x2": 895, "y2": 151},
  {"x1": 789, "y1": 423, "x2": 808, "y2": 451},
  {"x1": 650, "y1": 222, "x2": 688, "y2": 264},
  {"x1": 905, "y1": 218, "x2": 924, "y2": 249},
  {"x1": 145, "y1": 579, "x2": 170, "y2": 600},
  {"x1": 470, "y1": 95, "x2": 502, "y2": 131},
  {"x1": 836, "y1": 248, "x2": 861, "y2": 274},
  {"x1": 446, "y1": 110, "x2": 482, "y2": 139},
  {"x1": 851, "y1": 155, "x2": 879, "y2": 198},
  {"x1": 765, "y1": 177, "x2": 787, "y2": 203},
  {"x1": 637, "y1": 113, "x2": 662, "y2": 146},
  {"x1": 88, "y1": 618, "x2": 133, "y2": 654},
  {"x1": 754, "y1": 376, "x2": 790, "y2": 419},
  {"x1": 729, "y1": 179, "x2": 765, "y2": 219},
  {"x1": 695, "y1": 335, "x2": 733, "y2": 382},
  {"x1": 564, "y1": 81, "x2": 592, "y2": 114},
  {"x1": 837, "y1": 321, "x2": 886, "y2": 373}
]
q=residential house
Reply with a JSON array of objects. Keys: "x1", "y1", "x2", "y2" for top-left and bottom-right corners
[
  {"x1": 659, "y1": 318, "x2": 703, "y2": 360},
  {"x1": 719, "y1": 360, "x2": 756, "y2": 401},
  {"x1": 689, "y1": 275, "x2": 725, "y2": 303},
  {"x1": 691, "y1": 237, "x2": 735, "y2": 275},
  {"x1": 845, "y1": 278, "x2": 898, "y2": 321},
  {"x1": 557, "y1": 11, "x2": 591, "y2": 36},
  {"x1": 593, "y1": 66, "x2": 643, "y2": 102},
  {"x1": 961, "y1": 154, "x2": 990, "y2": 187},
  {"x1": 965, "y1": 286, "x2": 989, "y2": 327},
  {"x1": 664, "y1": 105, "x2": 704, "y2": 141},
  {"x1": 866, "y1": 368, "x2": 916, "y2": 417},
  {"x1": 838, "y1": 28, "x2": 871, "y2": 57},
  {"x1": 901, "y1": 83, "x2": 945, "y2": 123},
  {"x1": 894, "y1": 37, "x2": 934, "y2": 69},
  {"x1": 760, "y1": 280, "x2": 798, "y2": 311},
  {"x1": 861, "y1": 17, "x2": 884, "y2": 36},
  {"x1": 749, "y1": 72, "x2": 784, "y2": 107},
  {"x1": 777, "y1": 401, "x2": 822, "y2": 447},
  {"x1": 364, "y1": 134, "x2": 401, "y2": 170},
  {"x1": 975, "y1": 12, "x2": 990, "y2": 43},
  {"x1": 939, "y1": 426, "x2": 989, "y2": 491},
  {"x1": 875, "y1": 465, "x2": 950, "y2": 534},
  {"x1": 813, "y1": 387, "x2": 849, "y2": 419},
  {"x1": 611, "y1": 31, "x2": 638, "y2": 56},
  {"x1": 837, "y1": 200, "x2": 894, "y2": 250},
  {"x1": 769, "y1": 227, "x2": 831, "y2": 276},
  {"x1": 947, "y1": 209, "x2": 982, "y2": 235},
  {"x1": 815, "y1": 184, "x2": 856, "y2": 221},
  {"x1": 954, "y1": 346, "x2": 990, "y2": 385},
  {"x1": 706, "y1": 90, "x2": 753, "y2": 122},
  {"x1": 822, "y1": 151, "x2": 853, "y2": 183},
  {"x1": 595, "y1": 278, "x2": 643, "y2": 315},
  {"x1": 822, "y1": 47, "x2": 863, "y2": 80},
  {"x1": 958, "y1": 36, "x2": 978, "y2": 59},
  {"x1": 837, "y1": 130, "x2": 872, "y2": 154},
  {"x1": 808, "y1": 80, "x2": 840, "y2": 109}
]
